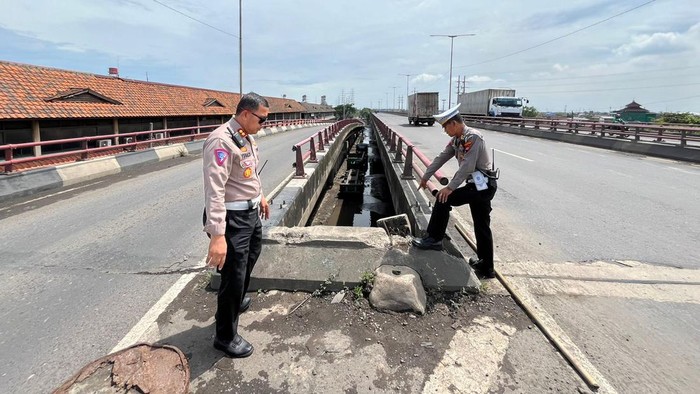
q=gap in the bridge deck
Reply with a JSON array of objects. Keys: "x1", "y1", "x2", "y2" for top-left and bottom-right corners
[{"x1": 306, "y1": 127, "x2": 396, "y2": 227}]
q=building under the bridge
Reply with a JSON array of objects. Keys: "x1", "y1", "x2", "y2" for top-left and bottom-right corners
[{"x1": 0, "y1": 60, "x2": 335, "y2": 156}]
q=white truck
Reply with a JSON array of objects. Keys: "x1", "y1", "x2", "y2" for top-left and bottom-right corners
[
  {"x1": 408, "y1": 92, "x2": 439, "y2": 126},
  {"x1": 458, "y1": 89, "x2": 526, "y2": 117}
]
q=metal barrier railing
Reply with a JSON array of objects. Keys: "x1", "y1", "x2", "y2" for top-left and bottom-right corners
[
  {"x1": 292, "y1": 119, "x2": 363, "y2": 177},
  {"x1": 0, "y1": 118, "x2": 331, "y2": 173},
  {"x1": 461, "y1": 115, "x2": 700, "y2": 148},
  {"x1": 370, "y1": 113, "x2": 448, "y2": 196}
]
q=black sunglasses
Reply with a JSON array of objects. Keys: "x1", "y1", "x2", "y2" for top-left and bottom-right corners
[{"x1": 249, "y1": 111, "x2": 267, "y2": 124}]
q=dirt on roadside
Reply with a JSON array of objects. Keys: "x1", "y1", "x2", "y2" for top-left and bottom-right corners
[{"x1": 152, "y1": 274, "x2": 587, "y2": 393}]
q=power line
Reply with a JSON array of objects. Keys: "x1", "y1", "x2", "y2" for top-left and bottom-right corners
[
  {"x1": 507, "y1": 72, "x2": 700, "y2": 89},
  {"x1": 453, "y1": 0, "x2": 656, "y2": 70},
  {"x1": 643, "y1": 94, "x2": 700, "y2": 106},
  {"x1": 525, "y1": 81, "x2": 700, "y2": 94},
  {"x1": 151, "y1": 0, "x2": 239, "y2": 38},
  {"x1": 482, "y1": 65, "x2": 700, "y2": 84}
]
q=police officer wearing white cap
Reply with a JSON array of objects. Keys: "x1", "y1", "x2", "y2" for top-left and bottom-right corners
[
  {"x1": 412, "y1": 104, "x2": 498, "y2": 278},
  {"x1": 203, "y1": 92, "x2": 271, "y2": 357}
]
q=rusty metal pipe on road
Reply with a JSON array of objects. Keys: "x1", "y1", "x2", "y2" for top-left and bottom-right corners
[{"x1": 453, "y1": 222, "x2": 600, "y2": 391}]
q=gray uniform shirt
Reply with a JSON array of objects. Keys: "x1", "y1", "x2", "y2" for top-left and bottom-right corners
[
  {"x1": 423, "y1": 126, "x2": 492, "y2": 190},
  {"x1": 203, "y1": 117, "x2": 262, "y2": 236}
]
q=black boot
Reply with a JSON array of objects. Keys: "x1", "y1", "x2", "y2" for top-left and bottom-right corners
[
  {"x1": 411, "y1": 236, "x2": 443, "y2": 251},
  {"x1": 213, "y1": 335, "x2": 254, "y2": 358},
  {"x1": 240, "y1": 296, "x2": 252, "y2": 314},
  {"x1": 471, "y1": 261, "x2": 496, "y2": 279}
]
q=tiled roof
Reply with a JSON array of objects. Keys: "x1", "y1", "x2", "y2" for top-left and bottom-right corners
[
  {"x1": 0, "y1": 61, "x2": 306, "y2": 120},
  {"x1": 300, "y1": 101, "x2": 335, "y2": 112}
]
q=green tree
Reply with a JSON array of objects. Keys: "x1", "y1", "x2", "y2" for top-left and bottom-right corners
[
  {"x1": 334, "y1": 104, "x2": 357, "y2": 120},
  {"x1": 522, "y1": 105, "x2": 539, "y2": 118},
  {"x1": 359, "y1": 107, "x2": 373, "y2": 122},
  {"x1": 655, "y1": 112, "x2": 700, "y2": 125}
]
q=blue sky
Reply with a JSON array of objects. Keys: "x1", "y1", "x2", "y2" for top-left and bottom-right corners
[{"x1": 1, "y1": 0, "x2": 698, "y2": 113}]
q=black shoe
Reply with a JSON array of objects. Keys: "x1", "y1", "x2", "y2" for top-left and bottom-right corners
[
  {"x1": 213, "y1": 335, "x2": 254, "y2": 358},
  {"x1": 468, "y1": 256, "x2": 481, "y2": 266},
  {"x1": 240, "y1": 296, "x2": 252, "y2": 314},
  {"x1": 411, "y1": 236, "x2": 443, "y2": 251},
  {"x1": 471, "y1": 261, "x2": 496, "y2": 279}
]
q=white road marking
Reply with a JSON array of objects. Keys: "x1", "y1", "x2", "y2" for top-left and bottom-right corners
[
  {"x1": 607, "y1": 169, "x2": 633, "y2": 178},
  {"x1": 493, "y1": 149, "x2": 534, "y2": 162},
  {"x1": 111, "y1": 259, "x2": 205, "y2": 353},
  {"x1": 423, "y1": 316, "x2": 515, "y2": 393},
  {"x1": 667, "y1": 166, "x2": 698, "y2": 175},
  {"x1": 0, "y1": 181, "x2": 105, "y2": 212},
  {"x1": 451, "y1": 209, "x2": 617, "y2": 393}
]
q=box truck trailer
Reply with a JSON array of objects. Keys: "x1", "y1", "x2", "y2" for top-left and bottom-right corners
[
  {"x1": 407, "y1": 92, "x2": 439, "y2": 126},
  {"x1": 458, "y1": 89, "x2": 527, "y2": 117}
]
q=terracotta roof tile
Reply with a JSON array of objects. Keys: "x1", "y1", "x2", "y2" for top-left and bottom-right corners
[{"x1": 0, "y1": 61, "x2": 311, "y2": 120}]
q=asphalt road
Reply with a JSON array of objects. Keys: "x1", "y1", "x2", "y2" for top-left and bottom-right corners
[
  {"x1": 376, "y1": 112, "x2": 700, "y2": 393},
  {"x1": 376, "y1": 113, "x2": 700, "y2": 268},
  {"x1": 2, "y1": 116, "x2": 698, "y2": 393},
  {"x1": 0, "y1": 125, "x2": 326, "y2": 393}
]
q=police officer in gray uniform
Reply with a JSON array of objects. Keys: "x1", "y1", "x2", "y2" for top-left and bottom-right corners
[
  {"x1": 412, "y1": 104, "x2": 498, "y2": 278},
  {"x1": 203, "y1": 92, "x2": 271, "y2": 357}
]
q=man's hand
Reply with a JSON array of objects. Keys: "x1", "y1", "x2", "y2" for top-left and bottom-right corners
[
  {"x1": 206, "y1": 235, "x2": 227, "y2": 270},
  {"x1": 436, "y1": 187, "x2": 453, "y2": 203},
  {"x1": 417, "y1": 179, "x2": 427, "y2": 191},
  {"x1": 260, "y1": 196, "x2": 270, "y2": 220}
]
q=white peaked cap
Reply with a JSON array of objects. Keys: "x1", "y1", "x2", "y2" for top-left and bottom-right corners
[{"x1": 433, "y1": 103, "x2": 461, "y2": 126}]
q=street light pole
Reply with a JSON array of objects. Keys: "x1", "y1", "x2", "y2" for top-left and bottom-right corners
[
  {"x1": 430, "y1": 33, "x2": 475, "y2": 107},
  {"x1": 239, "y1": 0, "x2": 243, "y2": 97},
  {"x1": 398, "y1": 73, "x2": 412, "y2": 110},
  {"x1": 390, "y1": 86, "x2": 397, "y2": 110}
]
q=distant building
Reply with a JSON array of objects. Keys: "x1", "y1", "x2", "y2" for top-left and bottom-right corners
[
  {"x1": 299, "y1": 95, "x2": 335, "y2": 119},
  {"x1": 0, "y1": 60, "x2": 327, "y2": 156},
  {"x1": 613, "y1": 100, "x2": 656, "y2": 123}
]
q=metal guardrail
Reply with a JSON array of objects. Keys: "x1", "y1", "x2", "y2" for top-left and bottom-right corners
[
  {"x1": 291, "y1": 119, "x2": 363, "y2": 177},
  {"x1": 461, "y1": 115, "x2": 700, "y2": 148},
  {"x1": 0, "y1": 119, "x2": 331, "y2": 173},
  {"x1": 371, "y1": 114, "x2": 448, "y2": 196}
]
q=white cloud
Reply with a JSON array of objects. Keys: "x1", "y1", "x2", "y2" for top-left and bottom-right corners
[
  {"x1": 614, "y1": 32, "x2": 685, "y2": 56},
  {"x1": 465, "y1": 75, "x2": 493, "y2": 83},
  {"x1": 0, "y1": 1, "x2": 698, "y2": 111},
  {"x1": 413, "y1": 73, "x2": 443, "y2": 83}
]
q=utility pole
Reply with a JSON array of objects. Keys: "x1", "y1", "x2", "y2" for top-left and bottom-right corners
[
  {"x1": 390, "y1": 86, "x2": 397, "y2": 110},
  {"x1": 239, "y1": 0, "x2": 243, "y2": 96},
  {"x1": 430, "y1": 34, "x2": 475, "y2": 107},
  {"x1": 398, "y1": 73, "x2": 412, "y2": 109}
]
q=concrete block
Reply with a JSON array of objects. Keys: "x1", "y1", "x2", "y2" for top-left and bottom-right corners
[
  {"x1": 370, "y1": 265, "x2": 427, "y2": 314},
  {"x1": 115, "y1": 149, "x2": 161, "y2": 171},
  {"x1": 0, "y1": 167, "x2": 64, "y2": 201},
  {"x1": 154, "y1": 145, "x2": 186, "y2": 161},
  {"x1": 56, "y1": 157, "x2": 121, "y2": 187},
  {"x1": 183, "y1": 140, "x2": 205, "y2": 155}
]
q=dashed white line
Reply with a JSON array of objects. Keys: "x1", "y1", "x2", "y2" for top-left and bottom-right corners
[
  {"x1": 494, "y1": 149, "x2": 534, "y2": 162},
  {"x1": 667, "y1": 166, "x2": 698, "y2": 175},
  {"x1": 0, "y1": 181, "x2": 105, "y2": 212}
]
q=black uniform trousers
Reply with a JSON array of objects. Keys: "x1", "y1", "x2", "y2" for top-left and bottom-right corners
[
  {"x1": 215, "y1": 208, "x2": 262, "y2": 342},
  {"x1": 426, "y1": 180, "x2": 497, "y2": 269}
]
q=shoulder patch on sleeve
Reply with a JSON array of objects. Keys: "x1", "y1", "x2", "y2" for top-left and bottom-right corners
[{"x1": 214, "y1": 149, "x2": 229, "y2": 166}]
